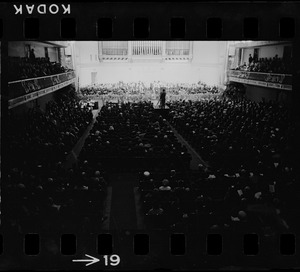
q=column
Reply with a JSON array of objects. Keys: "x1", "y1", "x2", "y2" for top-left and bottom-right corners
[
  {"x1": 162, "y1": 41, "x2": 166, "y2": 61},
  {"x1": 151, "y1": 41, "x2": 153, "y2": 55},
  {"x1": 189, "y1": 41, "x2": 193, "y2": 60},
  {"x1": 98, "y1": 41, "x2": 103, "y2": 62},
  {"x1": 133, "y1": 41, "x2": 136, "y2": 55},
  {"x1": 128, "y1": 41, "x2": 132, "y2": 61},
  {"x1": 152, "y1": 41, "x2": 154, "y2": 55},
  {"x1": 146, "y1": 41, "x2": 148, "y2": 55},
  {"x1": 140, "y1": 41, "x2": 142, "y2": 55},
  {"x1": 240, "y1": 48, "x2": 244, "y2": 66},
  {"x1": 153, "y1": 41, "x2": 155, "y2": 55}
]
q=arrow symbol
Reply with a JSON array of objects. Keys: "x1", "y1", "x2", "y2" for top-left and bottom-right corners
[{"x1": 72, "y1": 254, "x2": 100, "y2": 266}]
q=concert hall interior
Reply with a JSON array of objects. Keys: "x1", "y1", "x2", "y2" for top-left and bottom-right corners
[{"x1": 2, "y1": 40, "x2": 299, "y2": 268}]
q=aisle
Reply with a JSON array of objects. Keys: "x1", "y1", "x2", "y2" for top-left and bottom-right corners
[
  {"x1": 63, "y1": 107, "x2": 100, "y2": 170},
  {"x1": 109, "y1": 173, "x2": 139, "y2": 231},
  {"x1": 167, "y1": 122, "x2": 209, "y2": 170}
]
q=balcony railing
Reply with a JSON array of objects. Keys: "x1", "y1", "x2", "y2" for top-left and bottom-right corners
[
  {"x1": 8, "y1": 71, "x2": 76, "y2": 109},
  {"x1": 227, "y1": 70, "x2": 292, "y2": 90},
  {"x1": 165, "y1": 49, "x2": 190, "y2": 55},
  {"x1": 102, "y1": 48, "x2": 128, "y2": 55}
]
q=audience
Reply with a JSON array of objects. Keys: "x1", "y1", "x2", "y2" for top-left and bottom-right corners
[
  {"x1": 5, "y1": 86, "x2": 100, "y2": 233},
  {"x1": 5, "y1": 78, "x2": 298, "y2": 238},
  {"x1": 8, "y1": 56, "x2": 70, "y2": 81},
  {"x1": 159, "y1": 97, "x2": 299, "y2": 232},
  {"x1": 223, "y1": 83, "x2": 246, "y2": 100},
  {"x1": 80, "y1": 81, "x2": 220, "y2": 99},
  {"x1": 233, "y1": 55, "x2": 292, "y2": 74},
  {"x1": 80, "y1": 101, "x2": 191, "y2": 170}
]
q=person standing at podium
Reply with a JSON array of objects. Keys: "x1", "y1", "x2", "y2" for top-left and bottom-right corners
[{"x1": 160, "y1": 88, "x2": 166, "y2": 109}]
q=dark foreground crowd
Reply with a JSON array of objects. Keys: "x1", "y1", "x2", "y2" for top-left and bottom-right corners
[
  {"x1": 5, "y1": 87, "x2": 103, "y2": 234},
  {"x1": 3, "y1": 87, "x2": 299, "y2": 238},
  {"x1": 81, "y1": 102, "x2": 191, "y2": 170},
  {"x1": 145, "y1": 97, "x2": 299, "y2": 233}
]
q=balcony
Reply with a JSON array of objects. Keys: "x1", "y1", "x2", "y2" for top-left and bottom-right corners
[
  {"x1": 8, "y1": 71, "x2": 76, "y2": 109},
  {"x1": 227, "y1": 70, "x2": 292, "y2": 91}
]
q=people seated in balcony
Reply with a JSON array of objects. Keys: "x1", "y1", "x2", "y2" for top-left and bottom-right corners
[
  {"x1": 8, "y1": 56, "x2": 69, "y2": 81},
  {"x1": 233, "y1": 55, "x2": 292, "y2": 74}
]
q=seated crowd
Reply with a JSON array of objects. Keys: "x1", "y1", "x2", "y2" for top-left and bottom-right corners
[
  {"x1": 5, "y1": 87, "x2": 105, "y2": 233},
  {"x1": 80, "y1": 101, "x2": 191, "y2": 170},
  {"x1": 4, "y1": 82, "x2": 298, "y2": 237},
  {"x1": 80, "y1": 81, "x2": 219, "y2": 98},
  {"x1": 223, "y1": 83, "x2": 246, "y2": 100},
  {"x1": 8, "y1": 56, "x2": 70, "y2": 81},
  {"x1": 150, "y1": 97, "x2": 299, "y2": 233},
  {"x1": 233, "y1": 55, "x2": 292, "y2": 74}
]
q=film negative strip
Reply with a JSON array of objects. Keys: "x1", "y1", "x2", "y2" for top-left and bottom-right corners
[{"x1": 0, "y1": 1, "x2": 300, "y2": 270}]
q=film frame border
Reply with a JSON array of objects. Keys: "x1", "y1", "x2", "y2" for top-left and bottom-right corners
[{"x1": 0, "y1": 1, "x2": 300, "y2": 270}]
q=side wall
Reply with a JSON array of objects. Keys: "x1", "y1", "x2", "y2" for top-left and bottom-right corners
[
  {"x1": 242, "y1": 44, "x2": 285, "y2": 65},
  {"x1": 8, "y1": 41, "x2": 59, "y2": 62},
  {"x1": 244, "y1": 84, "x2": 291, "y2": 104}
]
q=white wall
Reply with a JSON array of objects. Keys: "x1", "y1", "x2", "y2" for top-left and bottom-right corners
[
  {"x1": 9, "y1": 41, "x2": 60, "y2": 61},
  {"x1": 48, "y1": 47, "x2": 58, "y2": 62},
  {"x1": 78, "y1": 63, "x2": 221, "y2": 86},
  {"x1": 242, "y1": 48, "x2": 254, "y2": 65},
  {"x1": 76, "y1": 41, "x2": 99, "y2": 64},
  {"x1": 242, "y1": 44, "x2": 285, "y2": 64},
  {"x1": 75, "y1": 41, "x2": 227, "y2": 87},
  {"x1": 258, "y1": 45, "x2": 284, "y2": 59}
]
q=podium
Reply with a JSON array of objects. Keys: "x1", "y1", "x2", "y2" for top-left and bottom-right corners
[{"x1": 154, "y1": 105, "x2": 169, "y2": 118}]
